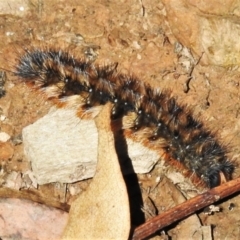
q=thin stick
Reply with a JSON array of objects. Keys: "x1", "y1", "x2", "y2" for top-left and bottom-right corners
[
  {"x1": 0, "y1": 188, "x2": 70, "y2": 212},
  {"x1": 132, "y1": 177, "x2": 240, "y2": 240}
]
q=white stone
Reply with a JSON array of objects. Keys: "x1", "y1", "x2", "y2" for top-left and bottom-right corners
[
  {"x1": 0, "y1": 132, "x2": 10, "y2": 142},
  {"x1": 22, "y1": 108, "x2": 159, "y2": 184},
  {"x1": 0, "y1": 115, "x2": 6, "y2": 121}
]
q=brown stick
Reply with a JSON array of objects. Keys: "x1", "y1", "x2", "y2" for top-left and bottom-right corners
[
  {"x1": 132, "y1": 177, "x2": 240, "y2": 240},
  {"x1": 0, "y1": 188, "x2": 70, "y2": 212}
]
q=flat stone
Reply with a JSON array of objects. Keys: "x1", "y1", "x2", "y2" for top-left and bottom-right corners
[{"x1": 22, "y1": 108, "x2": 159, "y2": 184}]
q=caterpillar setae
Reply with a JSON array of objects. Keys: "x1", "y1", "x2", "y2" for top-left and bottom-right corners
[{"x1": 13, "y1": 48, "x2": 234, "y2": 188}]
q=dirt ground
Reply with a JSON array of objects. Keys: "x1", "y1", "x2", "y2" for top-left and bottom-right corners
[{"x1": 0, "y1": 0, "x2": 240, "y2": 239}]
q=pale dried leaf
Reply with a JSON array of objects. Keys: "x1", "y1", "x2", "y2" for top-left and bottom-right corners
[{"x1": 62, "y1": 103, "x2": 130, "y2": 239}]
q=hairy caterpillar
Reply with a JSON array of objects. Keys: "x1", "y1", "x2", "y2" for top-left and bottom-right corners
[{"x1": 14, "y1": 48, "x2": 234, "y2": 188}]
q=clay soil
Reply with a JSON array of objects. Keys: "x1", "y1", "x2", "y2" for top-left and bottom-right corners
[{"x1": 0, "y1": 0, "x2": 240, "y2": 239}]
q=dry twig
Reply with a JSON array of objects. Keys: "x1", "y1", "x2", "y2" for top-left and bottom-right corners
[{"x1": 132, "y1": 177, "x2": 240, "y2": 240}]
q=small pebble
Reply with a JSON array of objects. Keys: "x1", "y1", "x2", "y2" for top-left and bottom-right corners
[{"x1": 0, "y1": 132, "x2": 10, "y2": 142}]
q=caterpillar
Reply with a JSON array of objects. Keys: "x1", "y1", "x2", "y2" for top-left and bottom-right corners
[{"x1": 13, "y1": 48, "x2": 234, "y2": 188}]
